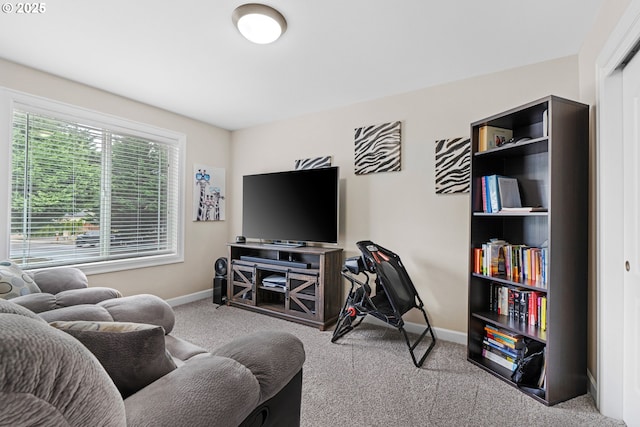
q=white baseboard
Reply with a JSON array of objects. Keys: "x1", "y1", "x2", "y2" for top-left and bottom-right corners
[
  {"x1": 165, "y1": 291, "x2": 468, "y2": 345},
  {"x1": 166, "y1": 289, "x2": 212, "y2": 307},
  {"x1": 432, "y1": 326, "x2": 467, "y2": 345}
]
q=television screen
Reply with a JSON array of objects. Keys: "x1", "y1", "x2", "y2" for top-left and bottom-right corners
[{"x1": 242, "y1": 167, "x2": 339, "y2": 244}]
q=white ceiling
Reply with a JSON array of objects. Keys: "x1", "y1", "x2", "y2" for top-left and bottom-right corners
[{"x1": 0, "y1": 0, "x2": 606, "y2": 130}]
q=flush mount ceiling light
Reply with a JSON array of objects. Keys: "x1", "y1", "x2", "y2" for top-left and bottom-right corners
[{"x1": 232, "y1": 3, "x2": 287, "y2": 44}]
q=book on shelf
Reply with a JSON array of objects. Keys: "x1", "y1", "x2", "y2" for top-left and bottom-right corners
[
  {"x1": 478, "y1": 126, "x2": 513, "y2": 152},
  {"x1": 474, "y1": 248, "x2": 483, "y2": 276},
  {"x1": 480, "y1": 239, "x2": 507, "y2": 276},
  {"x1": 482, "y1": 347, "x2": 518, "y2": 371},
  {"x1": 475, "y1": 240, "x2": 548, "y2": 287},
  {"x1": 485, "y1": 337, "x2": 522, "y2": 357},
  {"x1": 487, "y1": 175, "x2": 501, "y2": 212},
  {"x1": 487, "y1": 283, "x2": 547, "y2": 327},
  {"x1": 540, "y1": 296, "x2": 547, "y2": 331},
  {"x1": 479, "y1": 175, "x2": 508, "y2": 212},
  {"x1": 483, "y1": 339, "x2": 523, "y2": 360},
  {"x1": 484, "y1": 323, "x2": 522, "y2": 339},
  {"x1": 497, "y1": 176, "x2": 522, "y2": 209},
  {"x1": 482, "y1": 324, "x2": 525, "y2": 371},
  {"x1": 481, "y1": 176, "x2": 492, "y2": 213},
  {"x1": 478, "y1": 175, "x2": 541, "y2": 214}
]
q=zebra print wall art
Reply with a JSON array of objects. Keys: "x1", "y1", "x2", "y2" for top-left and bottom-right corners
[
  {"x1": 354, "y1": 120, "x2": 401, "y2": 175},
  {"x1": 434, "y1": 137, "x2": 471, "y2": 194},
  {"x1": 193, "y1": 164, "x2": 226, "y2": 221},
  {"x1": 294, "y1": 156, "x2": 332, "y2": 170}
]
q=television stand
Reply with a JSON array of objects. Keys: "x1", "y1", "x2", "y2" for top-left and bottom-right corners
[{"x1": 227, "y1": 243, "x2": 343, "y2": 330}]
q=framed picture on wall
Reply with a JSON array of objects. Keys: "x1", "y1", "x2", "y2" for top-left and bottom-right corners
[{"x1": 193, "y1": 164, "x2": 225, "y2": 221}]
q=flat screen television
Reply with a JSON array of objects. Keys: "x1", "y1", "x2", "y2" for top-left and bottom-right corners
[{"x1": 242, "y1": 166, "x2": 339, "y2": 244}]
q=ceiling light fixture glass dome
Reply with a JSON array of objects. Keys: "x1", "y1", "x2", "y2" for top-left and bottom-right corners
[{"x1": 232, "y1": 3, "x2": 287, "y2": 44}]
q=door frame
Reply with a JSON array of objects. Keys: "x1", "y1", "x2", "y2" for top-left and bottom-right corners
[{"x1": 597, "y1": 0, "x2": 640, "y2": 419}]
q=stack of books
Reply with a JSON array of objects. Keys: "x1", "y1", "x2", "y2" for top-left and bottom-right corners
[
  {"x1": 488, "y1": 282, "x2": 547, "y2": 330},
  {"x1": 473, "y1": 240, "x2": 548, "y2": 287},
  {"x1": 478, "y1": 174, "x2": 521, "y2": 213},
  {"x1": 475, "y1": 174, "x2": 547, "y2": 214},
  {"x1": 482, "y1": 324, "x2": 524, "y2": 372}
]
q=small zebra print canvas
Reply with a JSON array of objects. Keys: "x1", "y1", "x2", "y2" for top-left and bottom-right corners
[
  {"x1": 354, "y1": 121, "x2": 401, "y2": 175},
  {"x1": 294, "y1": 156, "x2": 332, "y2": 170},
  {"x1": 435, "y1": 137, "x2": 471, "y2": 194}
]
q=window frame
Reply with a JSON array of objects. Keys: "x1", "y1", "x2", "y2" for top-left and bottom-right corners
[{"x1": 0, "y1": 88, "x2": 186, "y2": 274}]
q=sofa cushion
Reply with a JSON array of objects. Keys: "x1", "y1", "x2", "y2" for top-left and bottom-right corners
[
  {"x1": 10, "y1": 287, "x2": 123, "y2": 314},
  {"x1": 28, "y1": 267, "x2": 89, "y2": 294},
  {"x1": 8, "y1": 292, "x2": 58, "y2": 314},
  {"x1": 50, "y1": 320, "x2": 177, "y2": 398},
  {"x1": 0, "y1": 260, "x2": 41, "y2": 300},
  {"x1": 39, "y1": 303, "x2": 116, "y2": 323}
]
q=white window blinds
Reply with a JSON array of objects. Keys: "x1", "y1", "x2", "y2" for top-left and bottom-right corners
[{"x1": 10, "y1": 105, "x2": 182, "y2": 270}]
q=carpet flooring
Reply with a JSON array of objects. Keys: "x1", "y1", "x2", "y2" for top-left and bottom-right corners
[{"x1": 171, "y1": 299, "x2": 624, "y2": 427}]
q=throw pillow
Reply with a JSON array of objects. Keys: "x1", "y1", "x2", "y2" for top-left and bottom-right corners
[
  {"x1": 0, "y1": 260, "x2": 41, "y2": 300},
  {"x1": 49, "y1": 320, "x2": 177, "y2": 398}
]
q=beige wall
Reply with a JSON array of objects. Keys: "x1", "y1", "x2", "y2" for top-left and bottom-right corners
[
  {"x1": 0, "y1": 58, "x2": 232, "y2": 299},
  {"x1": 230, "y1": 56, "x2": 580, "y2": 333},
  {"x1": 577, "y1": 0, "x2": 631, "y2": 385}
]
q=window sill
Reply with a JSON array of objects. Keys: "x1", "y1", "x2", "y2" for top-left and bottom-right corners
[{"x1": 27, "y1": 253, "x2": 184, "y2": 276}]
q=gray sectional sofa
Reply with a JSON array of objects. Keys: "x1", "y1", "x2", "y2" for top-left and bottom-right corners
[{"x1": 0, "y1": 264, "x2": 305, "y2": 426}]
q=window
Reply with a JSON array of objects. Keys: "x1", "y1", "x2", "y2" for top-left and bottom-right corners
[{"x1": 2, "y1": 90, "x2": 185, "y2": 272}]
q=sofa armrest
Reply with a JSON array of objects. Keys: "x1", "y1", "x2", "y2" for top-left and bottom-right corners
[
  {"x1": 164, "y1": 334, "x2": 208, "y2": 363},
  {"x1": 211, "y1": 331, "x2": 305, "y2": 403},
  {"x1": 124, "y1": 355, "x2": 260, "y2": 427}
]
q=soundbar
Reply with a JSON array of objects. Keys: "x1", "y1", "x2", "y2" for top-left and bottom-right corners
[{"x1": 239, "y1": 255, "x2": 310, "y2": 269}]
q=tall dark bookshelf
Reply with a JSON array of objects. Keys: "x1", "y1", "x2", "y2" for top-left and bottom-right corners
[{"x1": 467, "y1": 96, "x2": 589, "y2": 405}]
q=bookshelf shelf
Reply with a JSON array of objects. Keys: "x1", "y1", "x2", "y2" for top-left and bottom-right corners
[
  {"x1": 472, "y1": 212, "x2": 548, "y2": 217},
  {"x1": 468, "y1": 353, "x2": 519, "y2": 382},
  {"x1": 467, "y1": 356, "x2": 549, "y2": 406},
  {"x1": 470, "y1": 273, "x2": 548, "y2": 291},
  {"x1": 467, "y1": 95, "x2": 588, "y2": 406},
  {"x1": 471, "y1": 312, "x2": 547, "y2": 342},
  {"x1": 474, "y1": 136, "x2": 549, "y2": 158}
]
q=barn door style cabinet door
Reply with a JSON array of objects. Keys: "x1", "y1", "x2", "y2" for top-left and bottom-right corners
[{"x1": 467, "y1": 96, "x2": 589, "y2": 405}]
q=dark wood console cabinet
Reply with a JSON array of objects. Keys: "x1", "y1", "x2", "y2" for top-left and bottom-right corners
[{"x1": 227, "y1": 243, "x2": 343, "y2": 330}]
